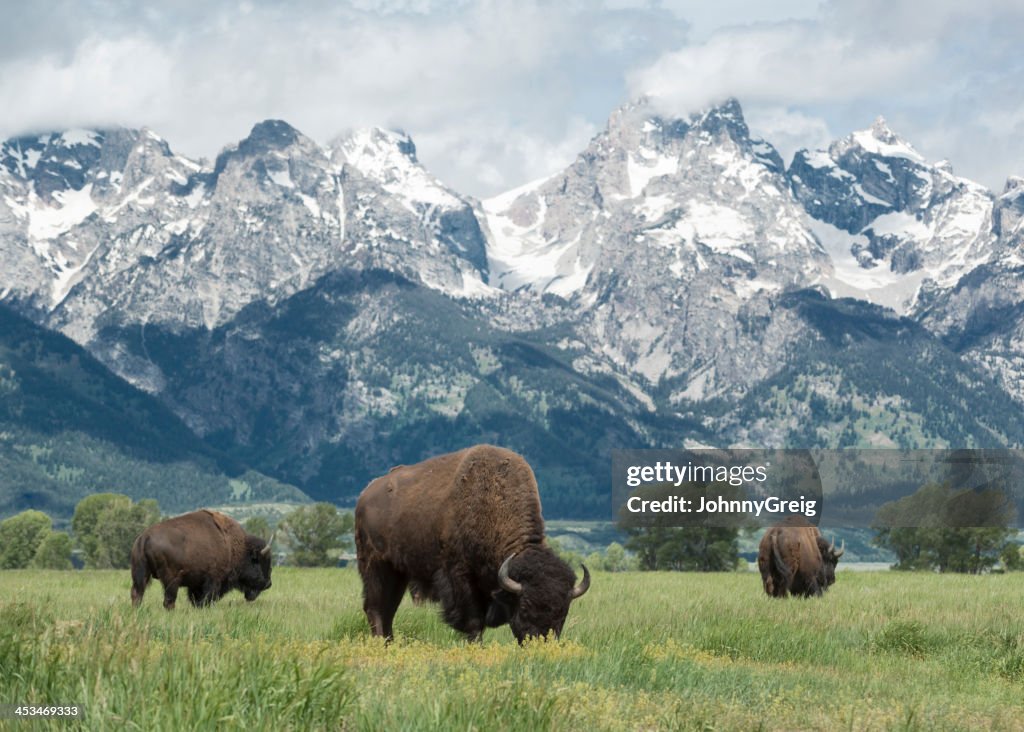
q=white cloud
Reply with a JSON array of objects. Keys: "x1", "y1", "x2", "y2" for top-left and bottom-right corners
[
  {"x1": 415, "y1": 115, "x2": 599, "y2": 194},
  {"x1": 629, "y1": 0, "x2": 1024, "y2": 187},
  {"x1": 0, "y1": 0, "x2": 1021, "y2": 195},
  {"x1": 0, "y1": 1, "x2": 685, "y2": 197},
  {"x1": 744, "y1": 107, "x2": 833, "y2": 167},
  {"x1": 630, "y1": 25, "x2": 932, "y2": 112}
]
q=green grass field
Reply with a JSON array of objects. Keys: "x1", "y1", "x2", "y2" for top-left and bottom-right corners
[{"x1": 2, "y1": 568, "x2": 1023, "y2": 731}]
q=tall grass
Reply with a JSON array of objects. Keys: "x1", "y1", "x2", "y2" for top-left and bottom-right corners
[{"x1": 1, "y1": 568, "x2": 1022, "y2": 730}]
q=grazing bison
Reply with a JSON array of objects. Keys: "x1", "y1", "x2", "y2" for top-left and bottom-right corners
[
  {"x1": 758, "y1": 518, "x2": 844, "y2": 598},
  {"x1": 355, "y1": 444, "x2": 590, "y2": 643},
  {"x1": 130, "y1": 509, "x2": 273, "y2": 609}
]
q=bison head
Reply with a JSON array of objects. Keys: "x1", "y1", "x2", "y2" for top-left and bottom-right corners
[
  {"x1": 816, "y1": 535, "x2": 845, "y2": 588},
  {"x1": 487, "y1": 547, "x2": 590, "y2": 643},
  {"x1": 239, "y1": 534, "x2": 274, "y2": 602}
]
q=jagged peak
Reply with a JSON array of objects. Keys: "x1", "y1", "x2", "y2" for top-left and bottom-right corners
[
  {"x1": 703, "y1": 97, "x2": 745, "y2": 122},
  {"x1": 334, "y1": 126, "x2": 418, "y2": 165},
  {"x1": 870, "y1": 116, "x2": 897, "y2": 141},
  {"x1": 246, "y1": 119, "x2": 303, "y2": 148},
  {"x1": 691, "y1": 97, "x2": 749, "y2": 139},
  {"x1": 331, "y1": 127, "x2": 463, "y2": 208},
  {"x1": 602, "y1": 96, "x2": 753, "y2": 152},
  {"x1": 212, "y1": 119, "x2": 318, "y2": 177},
  {"x1": 841, "y1": 116, "x2": 924, "y2": 163},
  {"x1": 1002, "y1": 175, "x2": 1024, "y2": 196},
  {"x1": 3, "y1": 128, "x2": 109, "y2": 155}
]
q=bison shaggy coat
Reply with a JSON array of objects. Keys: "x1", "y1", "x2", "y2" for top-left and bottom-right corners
[
  {"x1": 758, "y1": 518, "x2": 844, "y2": 598},
  {"x1": 355, "y1": 444, "x2": 589, "y2": 643},
  {"x1": 130, "y1": 509, "x2": 273, "y2": 609}
]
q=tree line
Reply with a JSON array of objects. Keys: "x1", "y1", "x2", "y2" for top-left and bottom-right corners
[
  {"x1": 614, "y1": 478, "x2": 1023, "y2": 574},
  {"x1": 2, "y1": 480, "x2": 1021, "y2": 574},
  {"x1": 0, "y1": 495, "x2": 355, "y2": 570}
]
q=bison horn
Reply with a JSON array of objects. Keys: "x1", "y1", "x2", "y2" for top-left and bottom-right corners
[
  {"x1": 498, "y1": 554, "x2": 524, "y2": 595},
  {"x1": 569, "y1": 563, "x2": 591, "y2": 600},
  {"x1": 834, "y1": 539, "x2": 845, "y2": 559},
  {"x1": 260, "y1": 532, "x2": 275, "y2": 558}
]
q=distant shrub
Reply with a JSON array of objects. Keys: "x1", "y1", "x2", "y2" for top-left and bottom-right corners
[
  {"x1": 31, "y1": 531, "x2": 73, "y2": 570},
  {"x1": 0, "y1": 510, "x2": 52, "y2": 569}
]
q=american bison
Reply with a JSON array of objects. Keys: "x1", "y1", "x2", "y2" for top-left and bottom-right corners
[
  {"x1": 130, "y1": 509, "x2": 273, "y2": 609},
  {"x1": 758, "y1": 518, "x2": 844, "y2": 598},
  {"x1": 355, "y1": 444, "x2": 590, "y2": 643}
]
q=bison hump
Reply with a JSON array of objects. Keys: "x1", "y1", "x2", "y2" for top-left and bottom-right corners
[{"x1": 200, "y1": 509, "x2": 236, "y2": 535}]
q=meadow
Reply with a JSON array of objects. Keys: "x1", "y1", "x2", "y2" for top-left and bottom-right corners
[{"x1": 1, "y1": 568, "x2": 1023, "y2": 731}]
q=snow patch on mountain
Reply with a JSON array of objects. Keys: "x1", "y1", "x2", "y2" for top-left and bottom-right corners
[
  {"x1": 846, "y1": 118, "x2": 925, "y2": 162},
  {"x1": 627, "y1": 150, "x2": 678, "y2": 197},
  {"x1": 11, "y1": 185, "x2": 98, "y2": 243},
  {"x1": 334, "y1": 128, "x2": 460, "y2": 210},
  {"x1": 807, "y1": 217, "x2": 927, "y2": 311}
]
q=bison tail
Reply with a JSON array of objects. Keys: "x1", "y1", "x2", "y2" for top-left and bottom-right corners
[
  {"x1": 771, "y1": 533, "x2": 792, "y2": 593},
  {"x1": 130, "y1": 534, "x2": 151, "y2": 607}
]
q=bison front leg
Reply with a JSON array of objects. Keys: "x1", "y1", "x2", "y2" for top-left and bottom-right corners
[
  {"x1": 360, "y1": 561, "x2": 408, "y2": 640},
  {"x1": 162, "y1": 581, "x2": 180, "y2": 610},
  {"x1": 187, "y1": 578, "x2": 220, "y2": 607}
]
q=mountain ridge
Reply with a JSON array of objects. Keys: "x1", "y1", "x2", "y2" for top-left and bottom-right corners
[{"x1": 2, "y1": 98, "x2": 1023, "y2": 517}]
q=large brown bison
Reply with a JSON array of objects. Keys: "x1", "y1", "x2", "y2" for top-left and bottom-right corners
[
  {"x1": 758, "y1": 518, "x2": 844, "y2": 598},
  {"x1": 130, "y1": 509, "x2": 273, "y2": 609},
  {"x1": 355, "y1": 444, "x2": 590, "y2": 643}
]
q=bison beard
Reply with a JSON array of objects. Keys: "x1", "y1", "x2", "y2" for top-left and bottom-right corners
[
  {"x1": 130, "y1": 509, "x2": 273, "y2": 609},
  {"x1": 757, "y1": 518, "x2": 844, "y2": 598},
  {"x1": 355, "y1": 445, "x2": 590, "y2": 643}
]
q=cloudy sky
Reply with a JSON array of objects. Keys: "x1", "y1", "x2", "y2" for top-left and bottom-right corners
[{"x1": 2, "y1": 0, "x2": 1021, "y2": 198}]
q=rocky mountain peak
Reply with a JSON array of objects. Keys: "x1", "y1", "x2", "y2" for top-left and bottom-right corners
[
  {"x1": 1003, "y1": 176, "x2": 1024, "y2": 196},
  {"x1": 994, "y1": 176, "x2": 1024, "y2": 241},
  {"x1": 790, "y1": 115, "x2": 997, "y2": 313},
  {"x1": 211, "y1": 119, "x2": 324, "y2": 182},
  {"x1": 241, "y1": 119, "x2": 304, "y2": 152},
  {"x1": 330, "y1": 127, "x2": 467, "y2": 219},
  {"x1": 692, "y1": 97, "x2": 749, "y2": 141},
  {"x1": 332, "y1": 127, "x2": 418, "y2": 174},
  {"x1": 1, "y1": 129, "x2": 111, "y2": 200},
  {"x1": 604, "y1": 97, "x2": 751, "y2": 157},
  {"x1": 834, "y1": 117, "x2": 925, "y2": 164},
  {"x1": 870, "y1": 116, "x2": 897, "y2": 141}
]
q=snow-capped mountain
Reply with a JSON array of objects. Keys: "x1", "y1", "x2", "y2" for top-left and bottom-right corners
[
  {"x1": 2, "y1": 98, "x2": 1023, "y2": 514},
  {"x1": 0, "y1": 120, "x2": 489, "y2": 352},
  {"x1": 483, "y1": 98, "x2": 827, "y2": 399},
  {"x1": 789, "y1": 118, "x2": 996, "y2": 313},
  {"x1": 912, "y1": 176, "x2": 1024, "y2": 403}
]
